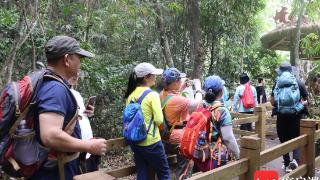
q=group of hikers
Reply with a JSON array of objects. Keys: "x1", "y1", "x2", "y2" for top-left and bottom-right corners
[
  {"x1": 0, "y1": 35, "x2": 310, "y2": 180},
  {"x1": 123, "y1": 61, "x2": 309, "y2": 179}
]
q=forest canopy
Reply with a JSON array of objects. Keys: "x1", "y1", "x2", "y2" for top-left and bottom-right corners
[{"x1": 1, "y1": 0, "x2": 319, "y2": 138}]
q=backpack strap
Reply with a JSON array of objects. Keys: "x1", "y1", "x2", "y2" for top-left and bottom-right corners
[
  {"x1": 161, "y1": 95, "x2": 179, "y2": 134},
  {"x1": 210, "y1": 103, "x2": 224, "y2": 137},
  {"x1": 209, "y1": 102, "x2": 225, "y2": 166},
  {"x1": 137, "y1": 89, "x2": 152, "y2": 104},
  {"x1": 42, "y1": 74, "x2": 80, "y2": 180},
  {"x1": 137, "y1": 89, "x2": 156, "y2": 137},
  {"x1": 43, "y1": 74, "x2": 79, "y2": 134},
  {"x1": 8, "y1": 70, "x2": 48, "y2": 136},
  {"x1": 161, "y1": 95, "x2": 173, "y2": 109}
]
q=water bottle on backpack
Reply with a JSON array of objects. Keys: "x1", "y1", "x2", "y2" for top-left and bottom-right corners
[
  {"x1": 193, "y1": 131, "x2": 211, "y2": 162},
  {"x1": 12, "y1": 120, "x2": 48, "y2": 168},
  {"x1": 16, "y1": 120, "x2": 32, "y2": 135}
]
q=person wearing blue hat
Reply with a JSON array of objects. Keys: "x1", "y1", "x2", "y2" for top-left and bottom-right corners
[
  {"x1": 195, "y1": 75, "x2": 239, "y2": 171},
  {"x1": 271, "y1": 62, "x2": 309, "y2": 173},
  {"x1": 232, "y1": 73, "x2": 258, "y2": 131},
  {"x1": 159, "y1": 68, "x2": 202, "y2": 179}
]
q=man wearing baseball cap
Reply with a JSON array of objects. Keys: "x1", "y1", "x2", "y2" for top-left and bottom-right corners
[
  {"x1": 159, "y1": 68, "x2": 203, "y2": 179},
  {"x1": 30, "y1": 36, "x2": 107, "y2": 180}
]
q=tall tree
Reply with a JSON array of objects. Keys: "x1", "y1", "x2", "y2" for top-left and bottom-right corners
[
  {"x1": 292, "y1": 0, "x2": 305, "y2": 77},
  {"x1": 186, "y1": 0, "x2": 203, "y2": 79},
  {"x1": 154, "y1": 0, "x2": 174, "y2": 67}
]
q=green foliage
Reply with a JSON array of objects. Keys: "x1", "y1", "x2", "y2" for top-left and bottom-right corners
[
  {"x1": 301, "y1": 33, "x2": 320, "y2": 57},
  {"x1": 0, "y1": 8, "x2": 19, "y2": 61},
  {"x1": 0, "y1": 0, "x2": 287, "y2": 139},
  {"x1": 290, "y1": 0, "x2": 320, "y2": 21}
]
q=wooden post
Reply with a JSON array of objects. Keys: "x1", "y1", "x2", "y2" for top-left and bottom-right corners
[
  {"x1": 254, "y1": 106, "x2": 266, "y2": 150},
  {"x1": 300, "y1": 119, "x2": 316, "y2": 177},
  {"x1": 239, "y1": 136, "x2": 261, "y2": 180}
]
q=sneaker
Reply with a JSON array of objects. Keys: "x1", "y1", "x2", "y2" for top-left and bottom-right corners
[
  {"x1": 284, "y1": 166, "x2": 293, "y2": 173},
  {"x1": 282, "y1": 163, "x2": 292, "y2": 173},
  {"x1": 289, "y1": 159, "x2": 298, "y2": 170}
]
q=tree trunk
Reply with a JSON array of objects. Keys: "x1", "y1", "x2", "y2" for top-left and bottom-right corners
[
  {"x1": 154, "y1": 0, "x2": 174, "y2": 67},
  {"x1": 241, "y1": 31, "x2": 246, "y2": 73},
  {"x1": 293, "y1": 0, "x2": 305, "y2": 78},
  {"x1": 25, "y1": 0, "x2": 38, "y2": 71},
  {"x1": 187, "y1": 0, "x2": 203, "y2": 79},
  {"x1": 84, "y1": 0, "x2": 93, "y2": 42},
  {"x1": 181, "y1": 29, "x2": 189, "y2": 73},
  {"x1": 208, "y1": 34, "x2": 216, "y2": 75}
]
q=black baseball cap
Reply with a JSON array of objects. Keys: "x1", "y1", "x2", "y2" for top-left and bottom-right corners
[{"x1": 45, "y1": 35, "x2": 95, "y2": 60}]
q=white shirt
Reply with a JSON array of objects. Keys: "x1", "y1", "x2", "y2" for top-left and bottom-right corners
[{"x1": 71, "y1": 89, "x2": 93, "y2": 159}]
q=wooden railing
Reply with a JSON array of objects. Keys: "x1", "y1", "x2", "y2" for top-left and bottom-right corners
[
  {"x1": 231, "y1": 106, "x2": 266, "y2": 150},
  {"x1": 74, "y1": 106, "x2": 267, "y2": 179},
  {"x1": 75, "y1": 104, "x2": 320, "y2": 180},
  {"x1": 189, "y1": 119, "x2": 319, "y2": 180}
]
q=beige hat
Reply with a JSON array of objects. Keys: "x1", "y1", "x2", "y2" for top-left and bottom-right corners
[{"x1": 134, "y1": 62, "x2": 163, "y2": 78}]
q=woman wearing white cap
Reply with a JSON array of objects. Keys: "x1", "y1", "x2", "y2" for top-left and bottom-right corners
[{"x1": 124, "y1": 62, "x2": 170, "y2": 180}]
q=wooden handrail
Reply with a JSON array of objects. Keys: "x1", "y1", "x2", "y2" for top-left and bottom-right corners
[
  {"x1": 259, "y1": 102, "x2": 273, "y2": 110},
  {"x1": 281, "y1": 164, "x2": 307, "y2": 179},
  {"x1": 187, "y1": 158, "x2": 249, "y2": 180},
  {"x1": 232, "y1": 116, "x2": 259, "y2": 125},
  {"x1": 230, "y1": 112, "x2": 255, "y2": 118},
  {"x1": 106, "y1": 137, "x2": 126, "y2": 151},
  {"x1": 260, "y1": 134, "x2": 307, "y2": 165},
  {"x1": 233, "y1": 129, "x2": 256, "y2": 136},
  {"x1": 106, "y1": 166, "x2": 136, "y2": 178}
]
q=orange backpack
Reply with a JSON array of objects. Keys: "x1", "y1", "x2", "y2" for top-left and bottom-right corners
[{"x1": 180, "y1": 105, "x2": 216, "y2": 159}]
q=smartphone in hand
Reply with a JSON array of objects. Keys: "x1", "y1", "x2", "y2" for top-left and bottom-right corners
[{"x1": 86, "y1": 96, "x2": 97, "y2": 109}]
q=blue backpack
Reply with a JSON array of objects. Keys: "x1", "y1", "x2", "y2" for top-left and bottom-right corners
[
  {"x1": 123, "y1": 89, "x2": 155, "y2": 144},
  {"x1": 273, "y1": 71, "x2": 304, "y2": 114}
]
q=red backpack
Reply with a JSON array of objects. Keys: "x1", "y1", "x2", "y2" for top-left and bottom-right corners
[
  {"x1": 241, "y1": 83, "x2": 255, "y2": 109},
  {"x1": 0, "y1": 70, "x2": 78, "y2": 178},
  {"x1": 180, "y1": 106, "x2": 213, "y2": 159}
]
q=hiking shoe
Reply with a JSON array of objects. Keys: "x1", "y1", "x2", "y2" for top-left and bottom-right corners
[
  {"x1": 282, "y1": 163, "x2": 292, "y2": 173},
  {"x1": 284, "y1": 166, "x2": 293, "y2": 173},
  {"x1": 289, "y1": 159, "x2": 298, "y2": 170}
]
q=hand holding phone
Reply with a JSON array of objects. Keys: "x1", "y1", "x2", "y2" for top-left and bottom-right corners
[
  {"x1": 86, "y1": 96, "x2": 96, "y2": 108},
  {"x1": 85, "y1": 96, "x2": 96, "y2": 117}
]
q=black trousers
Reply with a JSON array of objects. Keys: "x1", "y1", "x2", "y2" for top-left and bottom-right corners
[
  {"x1": 276, "y1": 113, "x2": 301, "y2": 166},
  {"x1": 239, "y1": 111, "x2": 253, "y2": 131}
]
